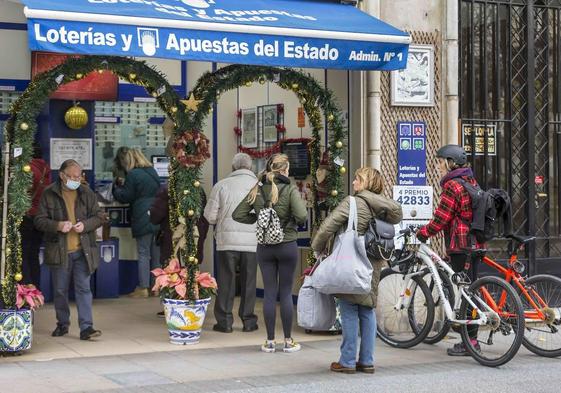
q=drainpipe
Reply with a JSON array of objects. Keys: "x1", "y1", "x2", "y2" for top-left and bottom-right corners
[
  {"x1": 445, "y1": 0, "x2": 459, "y2": 144},
  {"x1": 365, "y1": 0, "x2": 382, "y2": 169}
]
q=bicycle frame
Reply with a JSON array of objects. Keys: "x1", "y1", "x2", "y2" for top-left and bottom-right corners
[
  {"x1": 391, "y1": 243, "x2": 496, "y2": 326},
  {"x1": 482, "y1": 255, "x2": 550, "y2": 324}
]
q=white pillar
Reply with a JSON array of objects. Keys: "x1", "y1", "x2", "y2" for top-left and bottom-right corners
[
  {"x1": 445, "y1": 0, "x2": 459, "y2": 144},
  {"x1": 365, "y1": 0, "x2": 382, "y2": 169}
]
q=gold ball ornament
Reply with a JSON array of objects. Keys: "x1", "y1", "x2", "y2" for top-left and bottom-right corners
[
  {"x1": 171, "y1": 106, "x2": 178, "y2": 113},
  {"x1": 259, "y1": 77, "x2": 266, "y2": 85},
  {"x1": 20, "y1": 122, "x2": 29, "y2": 131},
  {"x1": 331, "y1": 189, "x2": 338, "y2": 197},
  {"x1": 14, "y1": 273, "x2": 23, "y2": 282},
  {"x1": 6, "y1": 248, "x2": 11, "y2": 255},
  {"x1": 339, "y1": 166, "x2": 347, "y2": 174},
  {"x1": 183, "y1": 190, "x2": 190, "y2": 195},
  {"x1": 129, "y1": 73, "x2": 137, "y2": 80},
  {"x1": 23, "y1": 165, "x2": 31, "y2": 173},
  {"x1": 328, "y1": 114, "x2": 335, "y2": 122},
  {"x1": 187, "y1": 209, "x2": 195, "y2": 217},
  {"x1": 292, "y1": 83, "x2": 299, "y2": 90},
  {"x1": 152, "y1": 92, "x2": 158, "y2": 98},
  {"x1": 76, "y1": 73, "x2": 83, "y2": 79},
  {"x1": 193, "y1": 180, "x2": 200, "y2": 188},
  {"x1": 97, "y1": 69, "x2": 104, "y2": 74},
  {"x1": 335, "y1": 141, "x2": 343, "y2": 149},
  {"x1": 64, "y1": 104, "x2": 89, "y2": 130},
  {"x1": 245, "y1": 81, "x2": 252, "y2": 87},
  {"x1": 188, "y1": 256, "x2": 195, "y2": 263},
  {"x1": 300, "y1": 97, "x2": 307, "y2": 104},
  {"x1": 194, "y1": 257, "x2": 199, "y2": 264}
]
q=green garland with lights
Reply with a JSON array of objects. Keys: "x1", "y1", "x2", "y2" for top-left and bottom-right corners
[{"x1": 1, "y1": 57, "x2": 347, "y2": 307}]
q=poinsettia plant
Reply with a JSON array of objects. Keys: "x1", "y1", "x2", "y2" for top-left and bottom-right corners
[
  {"x1": 16, "y1": 284, "x2": 44, "y2": 311},
  {"x1": 151, "y1": 258, "x2": 217, "y2": 301}
]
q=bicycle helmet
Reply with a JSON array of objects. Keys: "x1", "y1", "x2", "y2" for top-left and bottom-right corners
[{"x1": 436, "y1": 144, "x2": 467, "y2": 166}]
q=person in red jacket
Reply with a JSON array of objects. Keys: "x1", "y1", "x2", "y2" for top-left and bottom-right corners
[
  {"x1": 416, "y1": 144, "x2": 484, "y2": 356},
  {"x1": 21, "y1": 142, "x2": 51, "y2": 288}
]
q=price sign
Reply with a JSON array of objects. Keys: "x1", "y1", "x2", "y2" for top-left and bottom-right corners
[{"x1": 393, "y1": 185, "x2": 433, "y2": 220}]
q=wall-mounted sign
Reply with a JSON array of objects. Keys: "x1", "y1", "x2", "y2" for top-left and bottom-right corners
[
  {"x1": 462, "y1": 124, "x2": 497, "y2": 156},
  {"x1": 50, "y1": 138, "x2": 92, "y2": 170},
  {"x1": 397, "y1": 121, "x2": 427, "y2": 186},
  {"x1": 393, "y1": 185, "x2": 433, "y2": 220}
]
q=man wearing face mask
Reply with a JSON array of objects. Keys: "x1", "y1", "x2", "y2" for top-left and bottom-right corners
[{"x1": 35, "y1": 159, "x2": 104, "y2": 340}]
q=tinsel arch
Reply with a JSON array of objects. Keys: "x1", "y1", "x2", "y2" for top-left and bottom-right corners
[{"x1": 0, "y1": 58, "x2": 347, "y2": 307}]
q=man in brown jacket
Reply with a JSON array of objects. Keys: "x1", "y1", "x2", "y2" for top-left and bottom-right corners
[{"x1": 35, "y1": 160, "x2": 104, "y2": 340}]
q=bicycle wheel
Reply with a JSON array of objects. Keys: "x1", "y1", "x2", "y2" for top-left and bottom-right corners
[
  {"x1": 416, "y1": 268, "x2": 454, "y2": 345},
  {"x1": 458, "y1": 276, "x2": 525, "y2": 367},
  {"x1": 520, "y1": 274, "x2": 561, "y2": 357},
  {"x1": 376, "y1": 268, "x2": 435, "y2": 349}
]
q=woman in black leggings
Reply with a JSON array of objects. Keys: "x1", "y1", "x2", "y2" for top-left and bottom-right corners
[{"x1": 233, "y1": 154, "x2": 307, "y2": 353}]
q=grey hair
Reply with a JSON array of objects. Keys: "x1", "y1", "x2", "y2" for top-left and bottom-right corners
[{"x1": 232, "y1": 153, "x2": 253, "y2": 171}]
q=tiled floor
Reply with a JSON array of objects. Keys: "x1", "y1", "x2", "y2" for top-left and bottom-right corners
[{"x1": 9, "y1": 296, "x2": 338, "y2": 362}]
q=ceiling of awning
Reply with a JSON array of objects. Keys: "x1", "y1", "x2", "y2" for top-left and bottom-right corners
[{"x1": 21, "y1": 0, "x2": 411, "y2": 70}]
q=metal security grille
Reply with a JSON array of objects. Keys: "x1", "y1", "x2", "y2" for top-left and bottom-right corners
[{"x1": 459, "y1": 0, "x2": 561, "y2": 274}]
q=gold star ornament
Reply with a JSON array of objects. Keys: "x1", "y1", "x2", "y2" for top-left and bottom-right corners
[{"x1": 181, "y1": 92, "x2": 202, "y2": 112}]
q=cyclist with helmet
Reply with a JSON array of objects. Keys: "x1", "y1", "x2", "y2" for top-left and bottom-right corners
[{"x1": 416, "y1": 144, "x2": 484, "y2": 356}]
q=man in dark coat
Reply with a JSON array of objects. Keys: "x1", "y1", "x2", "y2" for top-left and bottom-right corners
[{"x1": 35, "y1": 159, "x2": 104, "y2": 341}]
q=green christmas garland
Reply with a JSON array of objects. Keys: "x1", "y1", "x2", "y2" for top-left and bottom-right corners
[{"x1": 1, "y1": 57, "x2": 347, "y2": 307}]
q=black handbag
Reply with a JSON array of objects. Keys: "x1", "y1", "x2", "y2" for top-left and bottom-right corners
[
  {"x1": 364, "y1": 218, "x2": 396, "y2": 261},
  {"x1": 356, "y1": 196, "x2": 396, "y2": 261}
]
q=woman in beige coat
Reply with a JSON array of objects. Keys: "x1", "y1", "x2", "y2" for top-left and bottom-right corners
[{"x1": 311, "y1": 167, "x2": 402, "y2": 374}]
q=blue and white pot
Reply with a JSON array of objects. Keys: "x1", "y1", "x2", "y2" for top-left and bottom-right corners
[
  {"x1": 162, "y1": 298, "x2": 211, "y2": 345},
  {"x1": 0, "y1": 309, "x2": 33, "y2": 352}
]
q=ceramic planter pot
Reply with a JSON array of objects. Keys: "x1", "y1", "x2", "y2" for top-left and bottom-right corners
[
  {"x1": 0, "y1": 309, "x2": 33, "y2": 352},
  {"x1": 162, "y1": 298, "x2": 211, "y2": 345}
]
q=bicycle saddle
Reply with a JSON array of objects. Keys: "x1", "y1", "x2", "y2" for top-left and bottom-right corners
[{"x1": 506, "y1": 234, "x2": 536, "y2": 244}]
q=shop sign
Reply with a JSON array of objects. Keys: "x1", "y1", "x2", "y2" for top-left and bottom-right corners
[
  {"x1": 393, "y1": 185, "x2": 433, "y2": 220},
  {"x1": 50, "y1": 138, "x2": 92, "y2": 170},
  {"x1": 535, "y1": 176, "x2": 544, "y2": 185},
  {"x1": 462, "y1": 124, "x2": 497, "y2": 156},
  {"x1": 397, "y1": 121, "x2": 427, "y2": 186}
]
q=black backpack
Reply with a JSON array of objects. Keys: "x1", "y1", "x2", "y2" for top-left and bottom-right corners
[
  {"x1": 356, "y1": 195, "x2": 396, "y2": 260},
  {"x1": 455, "y1": 178, "x2": 512, "y2": 243}
]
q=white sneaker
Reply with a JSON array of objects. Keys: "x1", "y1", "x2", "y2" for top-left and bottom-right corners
[
  {"x1": 261, "y1": 340, "x2": 276, "y2": 353},
  {"x1": 283, "y1": 338, "x2": 301, "y2": 353}
]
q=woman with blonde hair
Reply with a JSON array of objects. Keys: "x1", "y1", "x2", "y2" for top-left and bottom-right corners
[
  {"x1": 312, "y1": 167, "x2": 402, "y2": 374},
  {"x1": 113, "y1": 148, "x2": 161, "y2": 298},
  {"x1": 233, "y1": 153, "x2": 307, "y2": 353}
]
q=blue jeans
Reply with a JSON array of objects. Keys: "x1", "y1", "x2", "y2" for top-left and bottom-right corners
[
  {"x1": 136, "y1": 232, "x2": 160, "y2": 289},
  {"x1": 338, "y1": 298, "x2": 377, "y2": 368},
  {"x1": 51, "y1": 250, "x2": 94, "y2": 331}
]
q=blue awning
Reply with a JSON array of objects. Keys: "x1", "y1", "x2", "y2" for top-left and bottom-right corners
[{"x1": 22, "y1": 0, "x2": 410, "y2": 70}]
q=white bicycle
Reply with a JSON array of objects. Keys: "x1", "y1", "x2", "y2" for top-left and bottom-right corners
[{"x1": 377, "y1": 226, "x2": 525, "y2": 367}]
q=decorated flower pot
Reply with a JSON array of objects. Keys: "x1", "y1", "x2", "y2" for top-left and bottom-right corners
[
  {"x1": 162, "y1": 298, "x2": 211, "y2": 345},
  {"x1": 0, "y1": 309, "x2": 33, "y2": 352}
]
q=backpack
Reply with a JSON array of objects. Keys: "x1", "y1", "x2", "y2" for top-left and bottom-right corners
[
  {"x1": 255, "y1": 185, "x2": 287, "y2": 245},
  {"x1": 356, "y1": 195, "x2": 396, "y2": 261},
  {"x1": 455, "y1": 178, "x2": 512, "y2": 243}
]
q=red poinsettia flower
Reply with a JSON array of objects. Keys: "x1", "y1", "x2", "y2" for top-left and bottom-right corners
[{"x1": 196, "y1": 272, "x2": 217, "y2": 289}]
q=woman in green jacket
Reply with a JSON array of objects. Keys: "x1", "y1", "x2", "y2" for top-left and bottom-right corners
[
  {"x1": 233, "y1": 153, "x2": 307, "y2": 353},
  {"x1": 311, "y1": 167, "x2": 402, "y2": 374},
  {"x1": 113, "y1": 148, "x2": 161, "y2": 298}
]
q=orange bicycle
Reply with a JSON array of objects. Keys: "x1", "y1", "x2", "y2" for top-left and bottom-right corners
[{"x1": 423, "y1": 234, "x2": 561, "y2": 357}]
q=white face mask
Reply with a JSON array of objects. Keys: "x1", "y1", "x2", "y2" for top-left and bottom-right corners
[{"x1": 65, "y1": 179, "x2": 81, "y2": 190}]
